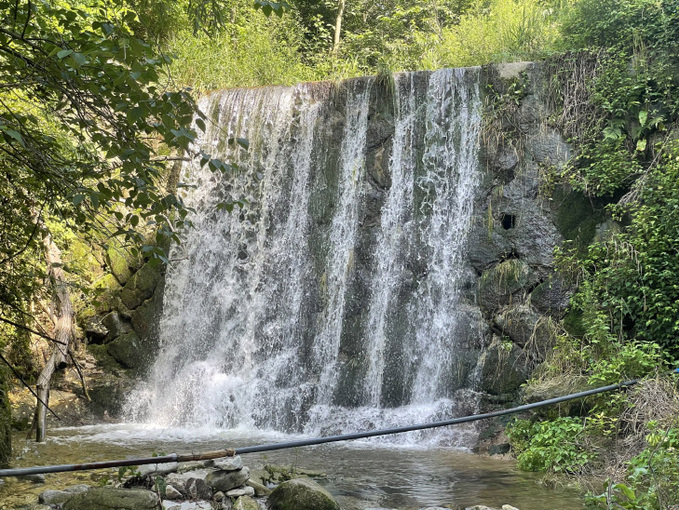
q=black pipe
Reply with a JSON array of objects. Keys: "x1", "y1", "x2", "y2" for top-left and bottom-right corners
[{"x1": 1, "y1": 369, "x2": 677, "y2": 478}]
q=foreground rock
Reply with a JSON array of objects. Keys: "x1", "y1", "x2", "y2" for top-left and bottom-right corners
[
  {"x1": 62, "y1": 487, "x2": 159, "y2": 510},
  {"x1": 267, "y1": 478, "x2": 340, "y2": 510}
]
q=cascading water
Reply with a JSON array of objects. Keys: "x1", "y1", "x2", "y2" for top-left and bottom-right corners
[{"x1": 126, "y1": 68, "x2": 485, "y2": 447}]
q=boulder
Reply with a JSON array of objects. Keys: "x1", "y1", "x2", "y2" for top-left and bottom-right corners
[
  {"x1": 39, "y1": 484, "x2": 90, "y2": 505},
  {"x1": 62, "y1": 488, "x2": 159, "y2": 510},
  {"x1": 101, "y1": 311, "x2": 133, "y2": 339},
  {"x1": 120, "y1": 263, "x2": 162, "y2": 310},
  {"x1": 205, "y1": 466, "x2": 249, "y2": 492},
  {"x1": 267, "y1": 478, "x2": 340, "y2": 510},
  {"x1": 106, "y1": 331, "x2": 145, "y2": 371},
  {"x1": 247, "y1": 479, "x2": 271, "y2": 496}
]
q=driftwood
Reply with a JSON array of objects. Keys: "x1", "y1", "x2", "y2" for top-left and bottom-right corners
[{"x1": 32, "y1": 227, "x2": 76, "y2": 442}]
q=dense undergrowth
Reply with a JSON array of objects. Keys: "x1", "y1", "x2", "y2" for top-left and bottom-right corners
[{"x1": 502, "y1": 0, "x2": 679, "y2": 508}]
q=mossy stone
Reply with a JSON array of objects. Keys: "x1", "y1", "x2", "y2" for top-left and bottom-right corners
[
  {"x1": 120, "y1": 263, "x2": 162, "y2": 310},
  {"x1": 267, "y1": 478, "x2": 340, "y2": 510},
  {"x1": 106, "y1": 331, "x2": 145, "y2": 371},
  {"x1": 234, "y1": 495, "x2": 259, "y2": 510},
  {"x1": 62, "y1": 488, "x2": 158, "y2": 510},
  {"x1": 106, "y1": 243, "x2": 133, "y2": 285}
]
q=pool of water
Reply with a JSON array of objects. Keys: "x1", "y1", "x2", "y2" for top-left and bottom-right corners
[{"x1": 1, "y1": 425, "x2": 584, "y2": 509}]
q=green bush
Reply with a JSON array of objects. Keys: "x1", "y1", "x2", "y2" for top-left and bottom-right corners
[{"x1": 507, "y1": 417, "x2": 595, "y2": 473}]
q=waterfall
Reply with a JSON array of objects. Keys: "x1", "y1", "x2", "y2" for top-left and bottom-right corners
[{"x1": 126, "y1": 68, "x2": 484, "y2": 447}]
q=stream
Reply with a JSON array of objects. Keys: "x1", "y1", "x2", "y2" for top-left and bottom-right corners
[{"x1": 1, "y1": 425, "x2": 584, "y2": 509}]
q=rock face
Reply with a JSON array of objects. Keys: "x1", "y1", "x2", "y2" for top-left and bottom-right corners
[
  {"x1": 89, "y1": 63, "x2": 603, "y2": 445},
  {"x1": 267, "y1": 478, "x2": 341, "y2": 510},
  {"x1": 62, "y1": 488, "x2": 159, "y2": 510}
]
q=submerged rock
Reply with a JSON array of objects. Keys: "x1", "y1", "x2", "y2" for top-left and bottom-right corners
[
  {"x1": 62, "y1": 487, "x2": 159, "y2": 510},
  {"x1": 267, "y1": 478, "x2": 340, "y2": 510}
]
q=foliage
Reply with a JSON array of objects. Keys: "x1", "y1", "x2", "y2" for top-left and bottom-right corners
[
  {"x1": 507, "y1": 417, "x2": 594, "y2": 473},
  {"x1": 588, "y1": 424, "x2": 679, "y2": 509}
]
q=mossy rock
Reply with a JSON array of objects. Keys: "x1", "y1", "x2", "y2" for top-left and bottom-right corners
[
  {"x1": 120, "y1": 263, "x2": 162, "y2": 310},
  {"x1": 105, "y1": 242, "x2": 134, "y2": 285},
  {"x1": 62, "y1": 488, "x2": 158, "y2": 510},
  {"x1": 234, "y1": 495, "x2": 259, "y2": 510},
  {"x1": 267, "y1": 478, "x2": 340, "y2": 510},
  {"x1": 106, "y1": 332, "x2": 145, "y2": 371},
  {"x1": 479, "y1": 336, "x2": 532, "y2": 395},
  {"x1": 478, "y1": 260, "x2": 538, "y2": 314}
]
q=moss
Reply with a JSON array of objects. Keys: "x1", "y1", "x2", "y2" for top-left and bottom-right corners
[
  {"x1": 120, "y1": 263, "x2": 162, "y2": 310},
  {"x1": 552, "y1": 187, "x2": 605, "y2": 251},
  {"x1": 268, "y1": 478, "x2": 340, "y2": 510}
]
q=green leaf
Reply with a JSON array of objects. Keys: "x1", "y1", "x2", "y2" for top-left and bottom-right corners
[
  {"x1": 57, "y1": 49, "x2": 73, "y2": 59},
  {"x1": 2, "y1": 128, "x2": 25, "y2": 147},
  {"x1": 638, "y1": 110, "x2": 648, "y2": 127},
  {"x1": 636, "y1": 139, "x2": 647, "y2": 152},
  {"x1": 196, "y1": 118, "x2": 206, "y2": 132}
]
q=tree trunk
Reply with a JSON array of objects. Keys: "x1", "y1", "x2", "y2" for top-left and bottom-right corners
[
  {"x1": 333, "y1": 0, "x2": 346, "y2": 55},
  {"x1": 34, "y1": 227, "x2": 75, "y2": 442}
]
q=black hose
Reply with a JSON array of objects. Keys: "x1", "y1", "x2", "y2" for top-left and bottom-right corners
[{"x1": 1, "y1": 369, "x2": 677, "y2": 478}]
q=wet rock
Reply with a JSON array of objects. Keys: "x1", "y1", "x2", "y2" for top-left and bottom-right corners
[
  {"x1": 213, "y1": 491, "x2": 225, "y2": 501},
  {"x1": 233, "y1": 495, "x2": 258, "y2": 510},
  {"x1": 214, "y1": 455, "x2": 243, "y2": 471},
  {"x1": 62, "y1": 487, "x2": 159, "y2": 510},
  {"x1": 465, "y1": 506, "x2": 498, "y2": 510},
  {"x1": 39, "y1": 484, "x2": 90, "y2": 505},
  {"x1": 267, "y1": 478, "x2": 340, "y2": 510},
  {"x1": 226, "y1": 486, "x2": 255, "y2": 497},
  {"x1": 205, "y1": 466, "x2": 250, "y2": 492},
  {"x1": 502, "y1": 505, "x2": 520, "y2": 510}
]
